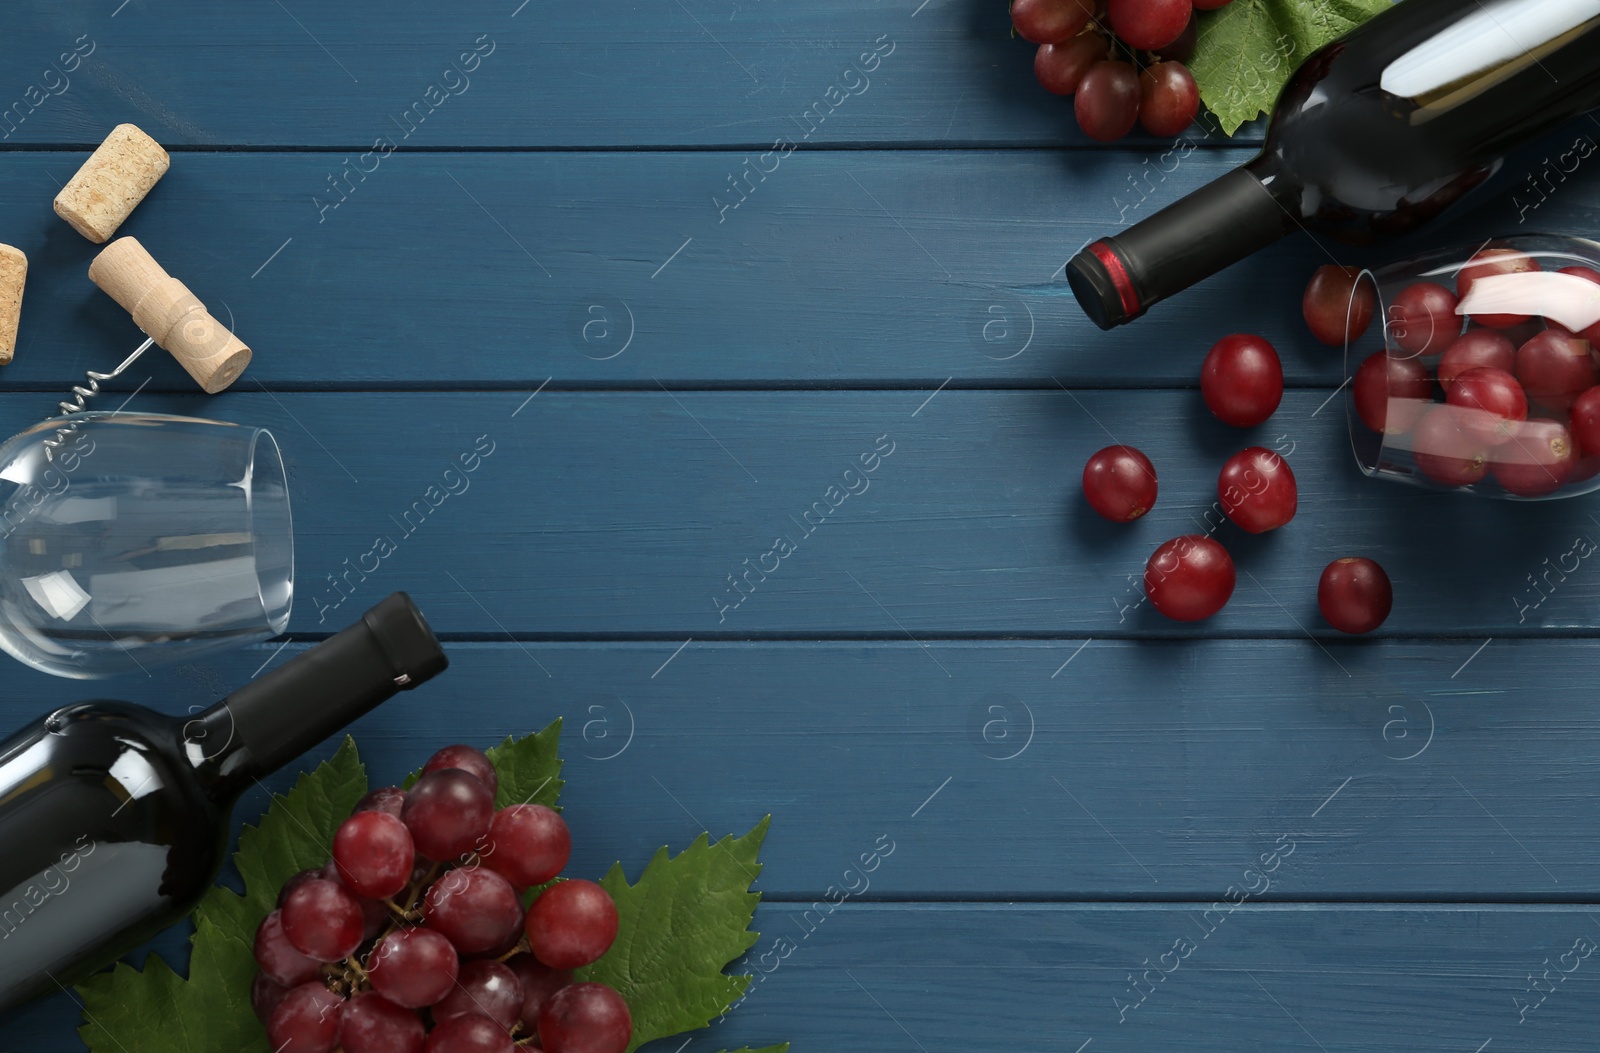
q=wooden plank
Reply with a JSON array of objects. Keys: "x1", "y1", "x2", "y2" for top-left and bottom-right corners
[
  {"x1": 0, "y1": 639, "x2": 1591, "y2": 900},
  {"x1": 2, "y1": 2, "x2": 1261, "y2": 149},
  {"x1": 0, "y1": 151, "x2": 1578, "y2": 390},
  {"x1": 0, "y1": 388, "x2": 1580, "y2": 637},
  {"x1": 5, "y1": 902, "x2": 1596, "y2": 1050}
]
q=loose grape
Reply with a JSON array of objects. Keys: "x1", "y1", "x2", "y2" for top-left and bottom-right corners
[
  {"x1": 1352, "y1": 351, "x2": 1433, "y2": 435},
  {"x1": 1411, "y1": 406, "x2": 1489, "y2": 487},
  {"x1": 1457, "y1": 247, "x2": 1540, "y2": 329},
  {"x1": 1302, "y1": 265, "x2": 1376, "y2": 346},
  {"x1": 1218, "y1": 448, "x2": 1297, "y2": 533},
  {"x1": 1144, "y1": 535, "x2": 1235, "y2": 622},
  {"x1": 1317, "y1": 558, "x2": 1392, "y2": 634},
  {"x1": 1516, "y1": 329, "x2": 1599, "y2": 413},
  {"x1": 1388, "y1": 282, "x2": 1461, "y2": 357},
  {"x1": 1081, "y1": 445, "x2": 1158, "y2": 523},
  {"x1": 1201, "y1": 334, "x2": 1283, "y2": 427},
  {"x1": 1493, "y1": 418, "x2": 1577, "y2": 497}
]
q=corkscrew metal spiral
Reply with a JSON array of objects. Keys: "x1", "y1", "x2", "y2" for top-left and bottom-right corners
[{"x1": 42, "y1": 336, "x2": 157, "y2": 460}]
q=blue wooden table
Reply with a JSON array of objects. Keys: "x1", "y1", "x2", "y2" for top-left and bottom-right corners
[{"x1": 5, "y1": 2, "x2": 1600, "y2": 1050}]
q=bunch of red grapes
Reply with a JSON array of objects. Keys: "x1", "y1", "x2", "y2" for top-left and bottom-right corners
[
  {"x1": 1304, "y1": 253, "x2": 1600, "y2": 498},
  {"x1": 1011, "y1": 0, "x2": 1228, "y2": 141},
  {"x1": 1081, "y1": 332, "x2": 1393, "y2": 634},
  {"x1": 252, "y1": 744, "x2": 629, "y2": 1053}
]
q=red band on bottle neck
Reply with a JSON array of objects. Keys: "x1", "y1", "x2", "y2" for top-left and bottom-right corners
[{"x1": 1088, "y1": 241, "x2": 1140, "y2": 319}]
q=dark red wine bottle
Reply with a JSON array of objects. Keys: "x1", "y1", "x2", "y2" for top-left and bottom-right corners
[
  {"x1": 0, "y1": 592, "x2": 448, "y2": 1014},
  {"x1": 1068, "y1": 0, "x2": 1600, "y2": 328}
]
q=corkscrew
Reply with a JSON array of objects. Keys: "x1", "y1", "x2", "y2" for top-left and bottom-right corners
[
  {"x1": 43, "y1": 237, "x2": 252, "y2": 461},
  {"x1": 43, "y1": 336, "x2": 156, "y2": 459}
]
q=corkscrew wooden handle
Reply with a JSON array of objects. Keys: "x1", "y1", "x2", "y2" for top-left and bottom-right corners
[{"x1": 87, "y1": 237, "x2": 251, "y2": 394}]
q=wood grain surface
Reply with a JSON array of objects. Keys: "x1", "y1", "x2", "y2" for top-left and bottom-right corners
[{"x1": 2, "y1": 1, "x2": 1596, "y2": 1051}]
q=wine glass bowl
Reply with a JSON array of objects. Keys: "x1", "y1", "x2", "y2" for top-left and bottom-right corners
[
  {"x1": 0, "y1": 412, "x2": 293, "y2": 678},
  {"x1": 1343, "y1": 234, "x2": 1600, "y2": 501}
]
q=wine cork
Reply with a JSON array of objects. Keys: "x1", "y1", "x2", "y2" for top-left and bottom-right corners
[
  {"x1": 88, "y1": 237, "x2": 252, "y2": 393},
  {"x1": 54, "y1": 124, "x2": 171, "y2": 244},
  {"x1": 0, "y1": 245, "x2": 23, "y2": 365}
]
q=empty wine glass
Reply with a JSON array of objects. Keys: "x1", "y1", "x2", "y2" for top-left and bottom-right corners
[{"x1": 0, "y1": 412, "x2": 293, "y2": 678}]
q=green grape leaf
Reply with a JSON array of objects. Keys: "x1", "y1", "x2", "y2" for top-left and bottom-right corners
[
  {"x1": 579, "y1": 816, "x2": 770, "y2": 1053},
  {"x1": 485, "y1": 718, "x2": 564, "y2": 809},
  {"x1": 1191, "y1": 0, "x2": 1390, "y2": 136},
  {"x1": 76, "y1": 737, "x2": 369, "y2": 1053}
]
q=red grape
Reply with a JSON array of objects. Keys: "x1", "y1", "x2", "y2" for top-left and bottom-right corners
[
  {"x1": 255, "y1": 909, "x2": 324, "y2": 986},
  {"x1": 267, "y1": 982, "x2": 344, "y2": 1053},
  {"x1": 1569, "y1": 385, "x2": 1600, "y2": 457},
  {"x1": 1458, "y1": 247, "x2": 1539, "y2": 329},
  {"x1": 282, "y1": 878, "x2": 366, "y2": 962},
  {"x1": 334, "y1": 811, "x2": 416, "y2": 901},
  {"x1": 1011, "y1": 0, "x2": 1094, "y2": 44},
  {"x1": 526, "y1": 880, "x2": 620, "y2": 969},
  {"x1": 278, "y1": 866, "x2": 336, "y2": 908},
  {"x1": 483, "y1": 803, "x2": 572, "y2": 889},
  {"x1": 339, "y1": 991, "x2": 426, "y2": 1053},
  {"x1": 1303, "y1": 265, "x2": 1376, "y2": 346},
  {"x1": 424, "y1": 865, "x2": 524, "y2": 955},
  {"x1": 367, "y1": 927, "x2": 461, "y2": 1008},
  {"x1": 1445, "y1": 366, "x2": 1527, "y2": 445},
  {"x1": 538, "y1": 982, "x2": 633, "y2": 1053},
  {"x1": 1388, "y1": 281, "x2": 1461, "y2": 357},
  {"x1": 425, "y1": 1014, "x2": 514, "y2": 1053},
  {"x1": 1218, "y1": 447, "x2": 1297, "y2": 533},
  {"x1": 1081, "y1": 445, "x2": 1158, "y2": 522},
  {"x1": 1556, "y1": 265, "x2": 1600, "y2": 346},
  {"x1": 1034, "y1": 34, "x2": 1107, "y2": 95},
  {"x1": 1493, "y1": 418, "x2": 1576, "y2": 497},
  {"x1": 1075, "y1": 61, "x2": 1141, "y2": 141},
  {"x1": 1352, "y1": 351, "x2": 1433, "y2": 434},
  {"x1": 1138, "y1": 62, "x2": 1199, "y2": 137},
  {"x1": 1317, "y1": 558, "x2": 1392, "y2": 634},
  {"x1": 1411, "y1": 406, "x2": 1489, "y2": 487},
  {"x1": 423, "y1": 744, "x2": 500, "y2": 798},
  {"x1": 1144, "y1": 535, "x2": 1235, "y2": 622},
  {"x1": 403, "y1": 769, "x2": 496, "y2": 862},
  {"x1": 1152, "y1": 14, "x2": 1196, "y2": 62},
  {"x1": 252, "y1": 973, "x2": 290, "y2": 1024},
  {"x1": 507, "y1": 954, "x2": 574, "y2": 1026},
  {"x1": 433, "y1": 960, "x2": 525, "y2": 1029},
  {"x1": 1107, "y1": 0, "x2": 1190, "y2": 49},
  {"x1": 1201, "y1": 333, "x2": 1282, "y2": 427},
  {"x1": 1516, "y1": 329, "x2": 1599, "y2": 412},
  {"x1": 1437, "y1": 329, "x2": 1516, "y2": 389},
  {"x1": 354, "y1": 786, "x2": 409, "y2": 818}
]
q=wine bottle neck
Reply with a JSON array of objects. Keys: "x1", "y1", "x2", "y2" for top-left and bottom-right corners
[
  {"x1": 1067, "y1": 161, "x2": 1294, "y2": 330},
  {"x1": 193, "y1": 593, "x2": 448, "y2": 792}
]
